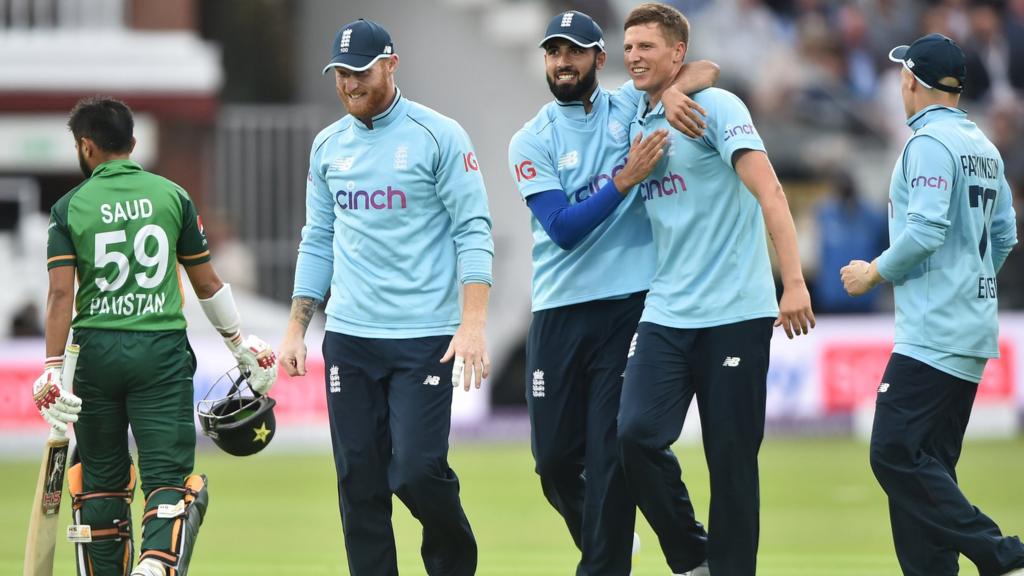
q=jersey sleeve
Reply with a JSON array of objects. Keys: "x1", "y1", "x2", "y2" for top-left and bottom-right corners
[
  {"x1": 991, "y1": 175, "x2": 1018, "y2": 273},
  {"x1": 435, "y1": 120, "x2": 494, "y2": 286},
  {"x1": 876, "y1": 135, "x2": 956, "y2": 282},
  {"x1": 508, "y1": 128, "x2": 561, "y2": 200},
  {"x1": 610, "y1": 79, "x2": 644, "y2": 108},
  {"x1": 703, "y1": 90, "x2": 766, "y2": 166},
  {"x1": 293, "y1": 140, "x2": 335, "y2": 301},
  {"x1": 176, "y1": 190, "x2": 212, "y2": 267},
  {"x1": 46, "y1": 197, "x2": 76, "y2": 270}
]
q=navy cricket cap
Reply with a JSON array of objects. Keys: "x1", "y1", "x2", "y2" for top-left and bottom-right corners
[
  {"x1": 539, "y1": 11, "x2": 605, "y2": 52},
  {"x1": 888, "y1": 33, "x2": 966, "y2": 94},
  {"x1": 322, "y1": 19, "x2": 394, "y2": 74}
]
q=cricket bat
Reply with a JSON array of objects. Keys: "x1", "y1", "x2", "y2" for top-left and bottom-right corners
[{"x1": 23, "y1": 343, "x2": 79, "y2": 576}]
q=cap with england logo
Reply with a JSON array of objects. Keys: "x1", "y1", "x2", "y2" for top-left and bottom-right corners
[
  {"x1": 888, "y1": 33, "x2": 966, "y2": 94},
  {"x1": 322, "y1": 18, "x2": 394, "y2": 75},
  {"x1": 539, "y1": 11, "x2": 605, "y2": 52}
]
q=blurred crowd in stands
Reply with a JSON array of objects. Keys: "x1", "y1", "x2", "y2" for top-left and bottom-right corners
[{"x1": 546, "y1": 0, "x2": 1024, "y2": 311}]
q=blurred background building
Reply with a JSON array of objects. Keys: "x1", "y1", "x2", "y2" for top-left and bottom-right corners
[{"x1": 1, "y1": 0, "x2": 1022, "y2": 445}]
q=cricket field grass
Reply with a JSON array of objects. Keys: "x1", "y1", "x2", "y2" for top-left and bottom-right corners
[{"x1": 3, "y1": 437, "x2": 1023, "y2": 575}]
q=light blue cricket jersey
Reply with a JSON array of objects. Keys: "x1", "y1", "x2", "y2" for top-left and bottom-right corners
[
  {"x1": 294, "y1": 88, "x2": 494, "y2": 338},
  {"x1": 630, "y1": 87, "x2": 778, "y2": 328},
  {"x1": 508, "y1": 83, "x2": 656, "y2": 312},
  {"x1": 877, "y1": 105, "x2": 1017, "y2": 382}
]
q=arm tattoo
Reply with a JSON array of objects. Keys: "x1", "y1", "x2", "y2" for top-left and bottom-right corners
[{"x1": 290, "y1": 297, "x2": 319, "y2": 331}]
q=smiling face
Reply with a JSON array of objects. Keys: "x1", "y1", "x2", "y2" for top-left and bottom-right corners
[
  {"x1": 623, "y1": 22, "x2": 685, "y2": 96},
  {"x1": 334, "y1": 55, "x2": 398, "y2": 120},
  {"x1": 543, "y1": 38, "x2": 604, "y2": 103}
]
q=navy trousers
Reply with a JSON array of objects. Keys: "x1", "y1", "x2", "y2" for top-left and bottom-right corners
[
  {"x1": 618, "y1": 318, "x2": 773, "y2": 576},
  {"x1": 526, "y1": 292, "x2": 644, "y2": 575},
  {"x1": 323, "y1": 331, "x2": 476, "y2": 576},
  {"x1": 871, "y1": 353, "x2": 1024, "y2": 576}
]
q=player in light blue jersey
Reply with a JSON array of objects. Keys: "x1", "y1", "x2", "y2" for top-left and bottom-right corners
[
  {"x1": 508, "y1": 10, "x2": 719, "y2": 575},
  {"x1": 615, "y1": 5, "x2": 815, "y2": 576},
  {"x1": 842, "y1": 33, "x2": 1024, "y2": 576},
  {"x1": 278, "y1": 19, "x2": 493, "y2": 576}
]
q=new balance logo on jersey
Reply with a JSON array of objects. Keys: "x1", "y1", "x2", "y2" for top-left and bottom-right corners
[
  {"x1": 558, "y1": 151, "x2": 579, "y2": 171},
  {"x1": 560, "y1": 12, "x2": 573, "y2": 27},
  {"x1": 878, "y1": 383, "x2": 890, "y2": 393},
  {"x1": 532, "y1": 370, "x2": 546, "y2": 398},
  {"x1": 330, "y1": 157, "x2": 355, "y2": 172},
  {"x1": 394, "y1": 145, "x2": 408, "y2": 170},
  {"x1": 638, "y1": 171, "x2": 687, "y2": 202},
  {"x1": 423, "y1": 375, "x2": 441, "y2": 386},
  {"x1": 335, "y1": 186, "x2": 407, "y2": 210},
  {"x1": 340, "y1": 29, "x2": 352, "y2": 53},
  {"x1": 627, "y1": 333, "x2": 638, "y2": 358},
  {"x1": 722, "y1": 356, "x2": 741, "y2": 367},
  {"x1": 329, "y1": 365, "x2": 341, "y2": 393}
]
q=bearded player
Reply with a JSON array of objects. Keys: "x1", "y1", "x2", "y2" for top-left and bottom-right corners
[{"x1": 36, "y1": 97, "x2": 278, "y2": 576}]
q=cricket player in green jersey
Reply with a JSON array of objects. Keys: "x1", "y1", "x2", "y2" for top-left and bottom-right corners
[{"x1": 33, "y1": 97, "x2": 279, "y2": 576}]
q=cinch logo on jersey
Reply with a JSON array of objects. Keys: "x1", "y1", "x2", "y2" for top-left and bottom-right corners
[
  {"x1": 638, "y1": 171, "x2": 687, "y2": 202},
  {"x1": 334, "y1": 186, "x2": 407, "y2": 210},
  {"x1": 571, "y1": 162, "x2": 625, "y2": 203},
  {"x1": 910, "y1": 175, "x2": 949, "y2": 190},
  {"x1": 100, "y1": 199, "x2": 153, "y2": 223},
  {"x1": 88, "y1": 293, "x2": 166, "y2": 317},
  {"x1": 723, "y1": 123, "x2": 757, "y2": 142}
]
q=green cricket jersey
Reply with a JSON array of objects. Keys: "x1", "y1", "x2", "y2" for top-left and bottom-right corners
[{"x1": 47, "y1": 160, "x2": 212, "y2": 331}]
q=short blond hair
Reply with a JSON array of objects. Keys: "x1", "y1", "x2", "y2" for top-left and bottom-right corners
[{"x1": 624, "y1": 3, "x2": 689, "y2": 45}]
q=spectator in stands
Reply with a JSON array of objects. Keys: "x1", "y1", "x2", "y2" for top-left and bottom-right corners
[
  {"x1": 1008, "y1": 0, "x2": 1024, "y2": 91},
  {"x1": 837, "y1": 3, "x2": 879, "y2": 100},
  {"x1": 990, "y1": 98, "x2": 1024, "y2": 310},
  {"x1": 962, "y1": 0, "x2": 1012, "y2": 102},
  {"x1": 814, "y1": 172, "x2": 887, "y2": 313}
]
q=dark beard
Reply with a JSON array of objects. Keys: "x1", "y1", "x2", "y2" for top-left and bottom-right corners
[
  {"x1": 546, "y1": 62, "x2": 598, "y2": 103},
  {"x1": 77, "y1": 148, "x2": 93, "y2": 178}
]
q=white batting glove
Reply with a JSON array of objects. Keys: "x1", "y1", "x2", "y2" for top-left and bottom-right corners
[
  {"x1": 225, "y1": 333, "x2": 278, "y2": 395},
  {"x1": 32, "y1": 357, "x2": 82, "y2": 433}
]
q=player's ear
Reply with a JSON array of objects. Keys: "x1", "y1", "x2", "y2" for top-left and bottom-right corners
[
  {"x1": 79, "y1": 137, "x2": 94, "y2": 159},
  {"x1": 673, "y1": 41, "x2": 687, "y2": 64},
  {"x1": 595, "y1": 50, "x2": 607, "y2": 71},
  {"x1": 128, "y1": 137, "x2": 137, "y2": 154},
  {"x1": 386, "y1": 54, "x2": 399, "y2": 74}
]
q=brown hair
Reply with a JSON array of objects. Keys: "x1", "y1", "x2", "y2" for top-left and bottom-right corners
[{"x1": 624, "y1": 3, "x2": 690, "y2": 45}]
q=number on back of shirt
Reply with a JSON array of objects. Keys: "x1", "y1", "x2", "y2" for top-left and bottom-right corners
[
  {"x1": 94, "y1": 224, "x2": 169, "y2": 292},
  {"x1": 968, "y1": 185, "x2": 997, "y2": 259}
]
